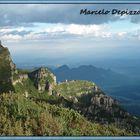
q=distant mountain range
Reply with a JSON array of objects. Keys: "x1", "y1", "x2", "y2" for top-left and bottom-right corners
[{"x1": 53, "y1": 65, "x2": 131, "y2": 87}]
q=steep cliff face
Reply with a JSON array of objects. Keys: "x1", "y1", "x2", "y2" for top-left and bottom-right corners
[
  {"x1": 0, "y1": 44, "x2": 17, "y2": 93},
  {"x1": 28, "y1": 67, "x2": 56, "y2": 94},
  {"x1": 80, "y1": 93, "x2": 140, "y2": 134}
]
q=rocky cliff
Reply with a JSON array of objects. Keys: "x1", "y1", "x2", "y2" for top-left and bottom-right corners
[
  {"x1": 77, "y1": 92, "x2": 140, "y2": 133},
  {"x1": 28, "y1": 67, "x2": 56, "y2": 94},
  {"x1": 0, "y1": 43, "x2": 17, "y2": 93}
]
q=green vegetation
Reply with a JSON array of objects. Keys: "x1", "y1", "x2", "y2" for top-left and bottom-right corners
[
  {"x1": 14, "y1": 78, "x2": 38, "y2": 95},
  {"x1": 0, "y1": 47, "x2": 11, "y2": 79},
  {"x1": 13, "y1": 78, "x2": 66, "y2": 107},
  {"x1": 55, "y1": 80, "x2": 96, "y2": 99},
  {"x1": 46, "y1": 73, "x2": 55, "y2": 84},
  {"x1": 0, "y1": 47, "x2": 15, "y2": 92},
  {"x1": 0, "y1": 93, "x2": 133, "y2": 136}
]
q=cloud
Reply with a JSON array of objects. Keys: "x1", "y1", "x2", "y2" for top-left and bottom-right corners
[
  {"x1": 0, "y1": 26, "x2": 32, "y2": 42},
  {"x1": 1, "y1": 34, "x2": 22, "y2": 42},
  {"x1": 45, "y1": 24, "x2": 105, "y2": 35},
  {"x1": 0, "y1": 27, "x2": 32, "y2": 36},
  {"x1": 0, "y1": 24, "x2": 109, "y2": 42},
  {"x1": 0, "y1": 27, "x2": 25, "y2": 32},
  {"x1": 1, "y1": 23, "x2": 139, "y2": 43},
  {"x1": 0, "y1": 4, "x2": 140, "y2": 27}
]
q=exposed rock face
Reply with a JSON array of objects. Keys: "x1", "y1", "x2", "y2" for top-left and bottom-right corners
[
  {"x1": 28, "y1": 67, "x2": 56, "y2": 94},
  {"x1": 72, "y1": 91, "x2": 140, "y2": 134},
  {"x1": 90, "y1": 93, "x2": 118, "y2": 109},
  {"x1": 0, "y1": 44, "x2": 17, "y2": 93},
  {"x1": 13, "y1": 74, "x2": 28, "y2": 85}
]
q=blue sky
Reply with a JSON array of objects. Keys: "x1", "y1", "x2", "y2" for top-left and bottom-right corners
[{"x1": 0, "y1": 4, "x2": 140, "y2": 68}]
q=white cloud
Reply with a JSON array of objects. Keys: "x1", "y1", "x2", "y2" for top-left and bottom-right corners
[
  {"x1": 44, "y1": 24, "x2": 112, "y2": 38},
  {"x1": 64, "y1": 24, "x2": 103, "y2": 35},
  {"x1": 0, "y1": 27, "x2": 25, "y2": 33},
  {"x1": 117, "y1": 32, "x2": 127, "y2": 37},
  {"x1": 1, "y1": 34, "x2": 22, "y2": 42},
  {"x1": 0, "y1": 23, "x2": 140, "y2": 42}
]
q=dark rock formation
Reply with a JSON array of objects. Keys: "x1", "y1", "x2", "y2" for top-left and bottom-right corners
[
  {"x1": 72, "y1": 91, "x2": 140, "y2": 134},
  {"x1": 28, "y1": 67, "x2": 56, "y2": 94},
  {"x1": 0, "y1": 43, "x2": 17, "y2": 93}
]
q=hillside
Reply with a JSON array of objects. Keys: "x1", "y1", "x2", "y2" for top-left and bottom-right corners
[
  {"x1": 0, "y1": 93, "x2": 133, "y2": 136},
  {"x1": 0, "y1": 43, "x2": 140, "y2": 136}
]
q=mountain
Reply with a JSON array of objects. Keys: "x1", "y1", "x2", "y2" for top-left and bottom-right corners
[
  {"x1": 53, "y1": 65, "x2": 130, "y2": 87},
  {"x1": 0, "y1": 43, "x2": 140, "y2": 136}
]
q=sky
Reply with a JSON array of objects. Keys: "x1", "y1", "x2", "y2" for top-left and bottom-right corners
[{"x1": 1, "y1": 4, "x2": 140, "y2": 68}]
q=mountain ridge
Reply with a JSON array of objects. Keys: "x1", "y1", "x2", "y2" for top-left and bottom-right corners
[{"x1": 53, "y1": 64, "x2": 130, "y2": 87}]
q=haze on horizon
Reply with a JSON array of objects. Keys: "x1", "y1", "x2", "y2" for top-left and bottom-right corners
[{"x1": 1, "y1": 4, "x2": 140, "y2": 69}]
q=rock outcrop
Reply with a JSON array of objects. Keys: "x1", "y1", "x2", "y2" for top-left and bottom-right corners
[
  {"x1": 73, "y1": 91, "x2": 140, "y2": 134},
  {"x1": 0, "y1": 43, "x2": 17, "y2": 93},
  {"x1": 12, "y1": 74, "x2": 28, "y2": 85},
  {"x1": 28, "y1": 67, "x2": 56, "y2": 94}
]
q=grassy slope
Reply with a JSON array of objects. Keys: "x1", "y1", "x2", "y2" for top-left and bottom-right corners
[
  {"x1": 55, "y1": 80, "x2": 98, "y2": 99},
  {"x1": 0, "y1": 93, "x2": 133, "y2": 136}
]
